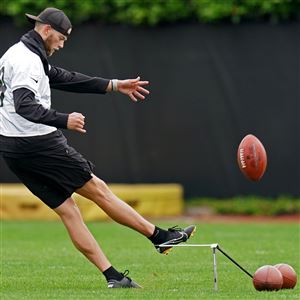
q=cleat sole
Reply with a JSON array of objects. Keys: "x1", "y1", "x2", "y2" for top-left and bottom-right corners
[
  {"x1": 190, "y1": 226, "x2": 196, "y2": 238},
  {"x1": 162, "y1": 247, "x2": 173, "y2": 255}
]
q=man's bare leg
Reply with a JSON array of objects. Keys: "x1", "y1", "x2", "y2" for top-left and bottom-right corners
[
  {"x1": 76, "y1": 175, "x2": 155, "y2": 237},
  {"x1": 53, "y1": 197, "x2": 111, "y2": 272},
  {"x1": 75, "y1": 174, "x2": 196, "y2": 256},
  {"x1": 54, "y1": 197, "x2": 141, "y2": 288}
]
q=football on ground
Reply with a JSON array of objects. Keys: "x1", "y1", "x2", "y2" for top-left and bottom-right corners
[
  {"x1": 253, "y1": 265, "x2": 283, "y2": 291},
  {"x1": 274, "y1": 263, "x2": 298, "y2": 289},
  {"x1": 237, "y1": 134, "x2": 267, "y2": 181}
]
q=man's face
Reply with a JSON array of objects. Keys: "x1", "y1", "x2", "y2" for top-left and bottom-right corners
[{"x1": 44, "y1": 27, "x2": 67, "y2": 56}]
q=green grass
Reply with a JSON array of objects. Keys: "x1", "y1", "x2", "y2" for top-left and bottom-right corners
[{"x1": 1, "y1": 220, "x2": 300, "y2": 299}]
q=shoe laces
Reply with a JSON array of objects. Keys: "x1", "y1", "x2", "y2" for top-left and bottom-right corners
[
  {"x1": 121, "y1": 270, "x2": 132, "y2": 281},
  {"x1": 168, "y1": 225, "x2": 183, "y2": 232}
]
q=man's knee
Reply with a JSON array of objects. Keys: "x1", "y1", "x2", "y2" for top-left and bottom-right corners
[
  {"x1": 89, "y1": 176, "x2": 113, "y2": 202},
  {"x1": 54, "y1": 197, "x2": 81, "y2": 219},
  {"x1": 75, "y1": 175, "x2": 114, "y2": 205}
]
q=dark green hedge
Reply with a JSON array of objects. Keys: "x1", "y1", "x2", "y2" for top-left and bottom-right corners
[{"x1": 1, "y1": 0, "x2": 299, "y2": 26}]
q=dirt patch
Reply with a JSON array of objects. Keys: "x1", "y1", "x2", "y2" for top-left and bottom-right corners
[
  {"x1": 154, "y1": 214, "x2": 300, "y2": 223},
  {"x1": 186, "y1": 214, "x2": 300, "y2": 223}
]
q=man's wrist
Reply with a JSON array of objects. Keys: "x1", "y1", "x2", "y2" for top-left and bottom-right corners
[{"x1": 111, "y1": 79, "x2": 118, "y2": 92}]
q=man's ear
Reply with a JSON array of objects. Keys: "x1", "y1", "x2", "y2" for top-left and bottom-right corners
[{"x1": 44, "y1": 24, "x2": 52, "y2": 37}]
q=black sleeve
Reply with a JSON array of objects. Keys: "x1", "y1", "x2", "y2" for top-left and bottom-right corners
[
  {"x1": 13, "y1": 88, "x2": 69, "y2": 128},
  {"x1": 49, "y1": 66, "x2": 110, "y2": 94}
]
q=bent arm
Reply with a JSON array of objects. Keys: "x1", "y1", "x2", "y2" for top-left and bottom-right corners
[
  {"x1": 13, "y1": 88, "x2": 68, "y2": 128},
  {"x1": 49, "y1": 66, "x2": 110, "y2": 94}
]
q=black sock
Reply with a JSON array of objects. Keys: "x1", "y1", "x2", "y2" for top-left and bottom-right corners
[
  {"x1": 103, "y1": 266, "x2": 124, "y2": 281},
  {"x1": 148, "y1": 226, "x2": 169, "y2": 245}
]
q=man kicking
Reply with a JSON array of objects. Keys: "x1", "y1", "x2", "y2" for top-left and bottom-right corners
[{"x1": 0, "y1": 7, "x2": 196, "y2": 288}]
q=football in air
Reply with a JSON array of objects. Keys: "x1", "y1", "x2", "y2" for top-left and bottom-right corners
[{"x1": 237, "y1": 134, "x2": 267, "y2": 181}]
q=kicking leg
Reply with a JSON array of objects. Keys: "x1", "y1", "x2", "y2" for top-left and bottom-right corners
[
  {"x1": 75, "y1": 175, "x2": 155, "y2": 236},
  {"x1": 75, "y1": 175, "x2": 196, "y2": 254}
]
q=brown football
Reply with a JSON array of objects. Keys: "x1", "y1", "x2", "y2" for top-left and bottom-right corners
[
  {"x1": 253, "y1": 265, "x2": 283, "y2": 291},
  {"x1": 237, "y1": 134, "x2": 267, "y2": 181},
  {"x1": 274, "y1": 264, "x2": 297, "y2": 289}
]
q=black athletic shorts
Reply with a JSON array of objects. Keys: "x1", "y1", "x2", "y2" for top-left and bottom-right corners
[{"x1": 3, "y1": 143, "x2": 94, "y2": 209}]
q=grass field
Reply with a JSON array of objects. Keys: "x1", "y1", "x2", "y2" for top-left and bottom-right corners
[{"x1": 1, "y1": 220, "x2": 299, "y2": 299}]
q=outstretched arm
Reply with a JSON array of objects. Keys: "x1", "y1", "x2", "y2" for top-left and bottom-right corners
[
  {"x1": 49, "y1": 66, "x2": 109, "y2": 94},
  {"x1": 49, "y1": 66, "x2": 150, "y2": 101}
]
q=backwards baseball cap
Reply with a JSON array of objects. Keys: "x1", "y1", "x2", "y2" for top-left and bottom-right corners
[{"x1": 26, "y1": 7, "x2": 72, "y2": 36}]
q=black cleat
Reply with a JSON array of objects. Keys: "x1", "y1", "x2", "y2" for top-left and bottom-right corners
[
  {"x1": 155, "y1": 225, "x2": 196, "y2": 255},
  {"x1": 107, "y1": 270, "x2": 142, "y2": 288}
]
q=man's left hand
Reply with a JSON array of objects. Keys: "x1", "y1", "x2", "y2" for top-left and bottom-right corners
[{"x1": 116, "y1": 76, "x2": 150, "y2": 102}]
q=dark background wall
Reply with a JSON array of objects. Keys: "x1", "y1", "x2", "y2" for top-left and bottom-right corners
[{"x1": 0, "y1": 20, "x2": 299, "y2": 197}]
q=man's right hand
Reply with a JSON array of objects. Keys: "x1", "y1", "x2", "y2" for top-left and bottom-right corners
[{"x1": 67, "y1": 112, "x2": 86, "y2": 133}]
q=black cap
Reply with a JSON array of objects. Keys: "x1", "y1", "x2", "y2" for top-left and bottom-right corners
[{"x1": 26, "y1": 7, "x2": 72, "y2": 36}]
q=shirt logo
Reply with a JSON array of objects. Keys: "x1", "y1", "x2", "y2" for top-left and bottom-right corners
[{"x1": 30, "y1": 77, "x2": 38, "y2": 83}]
